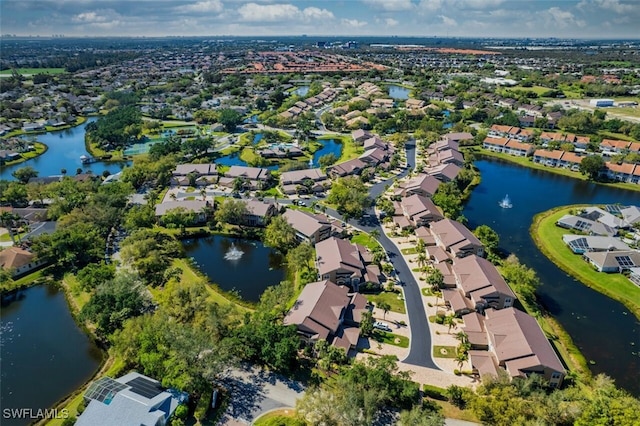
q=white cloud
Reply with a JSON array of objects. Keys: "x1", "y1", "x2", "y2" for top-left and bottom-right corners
[
  {"x1": 418, "y1": 0, "x2": 443, "y2": 12},
  {"x1": 182, "y1": 0, "x2": 224, "y2": 13},
  {"x1": 385, "y1": 18, "x2": 399, "y2": 27},
  {"x1": 595, "y1": 0, "x2": 636, "y2": 14},
  {"x1": 543, "y1": 7, "x2": 586, "y2": 28},
  {"x1": 237, "y1": 3, "x2": 333, "y2": 22},
  {"x1": 341, "y1": 18, "x2": 368, "y2": 28},
  {"x1": 455, "y1": 0, "x2": 505, "y2": 9},
  {"x1": 363, "y1": 0, "x2": 414, "y2": 11},
  {"x1": 72, "y1": 11, "x2": 108, "y2": 23},
  {"x1": 439, "y1": 15, "x2": 457, "y2": 26}
]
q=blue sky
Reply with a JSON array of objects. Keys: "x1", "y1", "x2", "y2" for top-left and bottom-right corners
[{"x1": 1, "y1": 0, "x2": 638, "y2": 38}]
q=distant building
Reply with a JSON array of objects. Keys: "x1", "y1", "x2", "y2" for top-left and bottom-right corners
[{"x1": 589, "y1": 99, "x2": 614, "y2": 107}]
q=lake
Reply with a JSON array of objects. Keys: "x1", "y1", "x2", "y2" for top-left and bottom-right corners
[
  {"x1": 388, "y1": 84, "x2": 411, "y2": 100},
  {"x1": 312, "y1": 139, "x2": 342, "y2": 167},
  {"x1": 0, "y1": 285, "x2": 102, "y2": 425},
  {"x1": 463, "y1": 157, "x2": 640, "y2": 395},
  {"x1": 0, "y1": 118, "x2": 130, "y2": 180},
  {"x1": 183, "y1": 236, "x2": 286, "y2": 302},
  {"x1": 293, "y1": 86, "x2": 309, "y2": 97}
]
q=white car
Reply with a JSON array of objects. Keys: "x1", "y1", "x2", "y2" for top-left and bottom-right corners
[{"x1": 373, "y1": 321, "x2": 391, "y2": 332}]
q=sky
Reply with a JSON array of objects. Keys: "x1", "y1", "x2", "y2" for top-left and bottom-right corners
[{"x1": 1, "y1": 0, "x2": 639, "y2": 39}]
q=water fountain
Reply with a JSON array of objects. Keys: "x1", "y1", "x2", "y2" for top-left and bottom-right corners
[
  {"x1": 224, "y1": 243, "x2": 244, "y2": 261},
  {"x1": 499, "y1": 194, "x2": 513, "y2": 209}
]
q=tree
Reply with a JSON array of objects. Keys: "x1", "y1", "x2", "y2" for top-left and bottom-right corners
[
  {"x1": 0, "y1": 212, "x2": 21, "y2": 245},
  {"x1": 474, "y1": 225, "x2": 500, "y2": 260},
  {"x1": 360, "y1": 310, "x2": 374, "y2": 336},
  {"x1": 445, "y1": 385, "x2": 470, "y2": 409},
  {"x1": 500, "y1": 254, "x2": 540, "y2": 307},
  {"x1": 218, "y1": 108, "x2": 243, "y2": 132},
  {"x1": 444, "y1": 314, "x2": 457, "y2": 334},
  {"x1": 264, "y1": 215, "x2": 298, "y2": 253},
  {"x1": 432, "y1": 182, "x2": 463, "y2": 219},
  {"x1": 396, "y1": 406, "x2": 445, "y2": 426},
  {"x1": 579, "y1": 155, "x2": 605, "y2": 181},
  {"x1": 214, "y1": 199, "x2": 248, "y2": 226},
  {"x1": 120, "y1": 229, "x2": 184, "y2": 287},
  {"x1": 318, "y1": 153, "x2": 338, "y2": 168},
  {"x1": 327, "y1": 176, "x2": 372, "y2": 221},
  {"x1": 182, "y1": 137, "x2": 211, "y2": 158},
  {"x1": 77, "y1": 262, "x2": 116, "y2": 291},
  {"x1": 426, "y1": 268, "x2": 444, "y2": 292},
  {"x1": 11, "y1": 166, "x2": 38, "y2": 184},
  {"x1": 378, "y1": 301, "x2": 391, "y2": 320}
]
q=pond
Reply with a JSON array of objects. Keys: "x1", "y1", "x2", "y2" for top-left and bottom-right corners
[
  {"x1": 293, "y1": 86, "x2": 309, "y2": 97},
  {"x1": 0, "y1": 285, "x2": 102, "y2": 425},
  {"x1": 463, "y1": 157, "x2": 640, "y2": 396},
  {"x1": 0, "y1": 118, "x2": 130, "y2": 180},
  {"x1": 388, "y1": 84, "x2": 410, "y2": 100},
  {"x1": 183, "y1": 236, "x2": 286, "y2": 303},
  {"x1": 312, "y1": 138, "x2": 343, "y2": 167}
]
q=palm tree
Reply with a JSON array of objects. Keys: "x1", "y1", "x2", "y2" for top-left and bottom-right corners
[
  {"x1": 369, "y1": 229, "x2": 380, "y2": 240},
  {"x1": 200, "y1": 188, "x2": 207, "y2": 201},
  {"x1": 455, "y1": 350, "x2": 468, "y2": 371},
  {"x1": 378, "y1": 301, "x2": 391, "y2": 320},
  {"x1": 444, "y1": 314, "x2": 457, "y2": 334},
  {"x1": 0, "y1": 212, "x2": 20, "y2": 245},
  {"x1": 417, "y1": 253, "x2": 428, "y2": 279}
]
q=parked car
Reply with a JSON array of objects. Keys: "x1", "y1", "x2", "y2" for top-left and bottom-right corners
[{"x1": 373, "y1": 321, "x2": 391, "y2": 332}]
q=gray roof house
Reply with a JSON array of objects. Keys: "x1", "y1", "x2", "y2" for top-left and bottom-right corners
[
  {"x1": 315, "y1": 237, "x2": 381, "y2": 290},
  {"x1": 154, "y1": 200, "x2": 213, "y2": 224},
  {"x1": 556, "y1": 214, "x2": 616, "y2": 237},
  {"x1": 399, "y1": 194, "x2": 444, "y2": 227},
  {"x1": 283, "y1": 209, "x2": 332, "y2": 245},
  {"x1": 284, "y1": 279, "x2": 368, "y2": 353},
  {"x1": 583, "y1": 250, "x2": 640, "y2": 273},
  {"x1": 621, "y1": 205, "x2": 640, "y2": 225},
  {"x1": 394, "y1": 173, "x2": 441, "y2": 198},
  {"x1": 430, "y1": 218, "x2": 485, "y2": 258},
  {"x1": 562, "y1": 235, "x2": 630, "y2": 254},
  {"x1": 77, "y1": 372, "x2": 188, "y2": 426}
]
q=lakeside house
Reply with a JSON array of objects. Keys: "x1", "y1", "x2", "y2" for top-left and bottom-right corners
[
  {"x1": 77, "y1": 372, "x2": 188, "y2": 426},
  {"x1": 154, "y1": 200, "x2": 213, "y2": 224},
  {"x1": 218, "y1": 165, "x2": 271, "y2": 190},
  {"x1": 398, "y1": 194, "x2": 444, "y2": 228},
  {"x1": 283, "y1": 209, "x2": 339, "y2": 245},
  {"x1": 393, "y1": 173, "x2": 442, "y2": 198},
  {"x1": 284, "y1": 279, "x2": 368, "y2": 353},
  {"x1": 242, "y1": 199, "x2": 277, "y2": 227},
  {"x1": 280, "y1": 168, "x2": 330, "y2": 195},
  {"x1": 172, "y1": 163, "x2": 218, "y2": 186},
  {"x1": 429, "y1": 218, "x2": 485, "y2": 259},
  {"x1": 483, "y1": 137, "x2": 534, "y2": 157},
  {"x1": 0, "y1": 246, "x2": 46, "y2": 277}
]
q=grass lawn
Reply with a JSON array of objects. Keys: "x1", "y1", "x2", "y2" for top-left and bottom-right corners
[
  {"x1": 239, "y1": 147, "x2": 259, "y2": 163},
  {"x1": 366, "y1": 291, "x2": 406, "y2": 314},
  {"x1": 253, "y1": 409, "x2": 304, "y2": 426},
  {"x1": 331, "y1": 135, "x2": 363, "y2": 162},
  {"x1": 401, "y1": 247, "x2": 417, "y2": 255},
  {"x1": 606, "y1": 107, "x2": 640, "y2": 119},
  {"x1": 0, "y1": 67, "x2": 66, "y2": 76},
  {"x1": 371, "y1": 330, "x2": 409, "y2": 348},
  {"x1": 433, "y1": 400, "x2": 481, "y2": 423},
  {"x1": 3, "y1": 142, "x2": 48, "y2": 166},
  {"x1": 505, "y1": 85, "x2": 553, "y2": 96},
  {"x1": 350, "y1": 231, "x2": 382, "y2": 251},
  {"x1": 433, "y1": 345, "x2": 458, "y2": 359},
  {"x1": 531, "y1": 206, "x2": 640, "y2": 320},
  {"x1": 62, "y1": 273, "x2": 92, "y2": 311}
]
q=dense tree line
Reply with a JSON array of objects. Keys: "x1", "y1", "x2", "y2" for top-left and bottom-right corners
[{"x1": 85, "y1": 105, "x2": 143, "y2": 150}]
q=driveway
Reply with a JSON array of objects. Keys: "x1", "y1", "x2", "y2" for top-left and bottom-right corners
[{"x1": 217, "y1": 365, "x2": 305, "y2": 425}]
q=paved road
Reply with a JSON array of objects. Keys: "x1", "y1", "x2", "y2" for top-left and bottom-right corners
[
  {"x1": 322, "y1": 140, "x2": 440, "y2": 369},
  {"x1": 218, "y1": 365, "x2": 305, "y2": 425}
]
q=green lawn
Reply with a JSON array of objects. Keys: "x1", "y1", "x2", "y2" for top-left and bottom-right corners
[
  {"x1": 401, "y1": 247, "x2": 417, "y2": 255},
  {"x1": 253, "y1": 409, "x2": 304, "y2": 426},
  {"x1": 606, "y1": 107, "x2": 640, "y2": 119},
  {"x1": 350, "y1": 231, "x2": 381, "y2": 251},
  {"x1": 371, "y1": 331, "x2": 409, "y2": 348},
  {"x1": 366, "y1": 291, "x2": 406, "y2": 314},
  {"x1": 0, "y1": 67, "x2": 66, "y2": 76},
  {"x1": 432, "y1": 345, "x2": 458, "y2": 359},
  {"x1": 327, "y1": 135, "x2": 362, "y2": 163},
  {"x1": 531, "y1": 206, "x2": 640, "y2": 320}
]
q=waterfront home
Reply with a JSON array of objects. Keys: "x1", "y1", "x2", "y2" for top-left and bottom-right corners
[
  {"x1": 315, "y1": 237, "x2": 382, "y2": 290},
  {"x1": 399, "y1": 194, "x2": 444, "y2": 228},
  {"x1": 283, "y1": 209, "x2": 335, "y2": 245},
  {"x1": 621, "y1": 206, "x2": 640, "y2": 225},
  {"x1": 242, "y1": 199, "x2": 277, "y2": 227},
  {"x1": 532, "y1": 149, "x2": 566, "y2": 167},
  {"x1": 257, "y1": 145, "x2": 304, "y2": 159},
  {"x1": 556, "y1": 214, "x2": 616, "y2": 237},
  {"x1": 604, "y1": 162, "x2": 640, "y2": 184},
  {"x1": 467, "y1": 308, "x2": 565, "y2": 387},
  {"x1": 394, "y1": 173, "x2": 441, "y2": 198},
  {"x1": 359, "y1": 147, "x2": 390, "y2": 168},
  {"x1": 328, "y1": 158, "x2": 368, "y2": 178},
  {"x1": 154, "y1": 200, "x2": 213, "y2": 224},
  {"x1": 284, "y1": 279, "x2": 368, "y2": 353},
  {"x1": 580, "y1": 207, "x2": 629, "y2": 229},
  {"x1": 488, "y1": 125, "x2": 533, "y2": 142},
  {"x1": 483, "y1": 137, "x2": 534, "y2": 157},
  {"x1": 428, "y1": 148, "x2": 465, "y2": 167},
  {"x1": 0, "y1": 246, "x2": 46, "y2": 277},
  {"x1": 77, "y1": 372, "x2": 188, "y2": 426},
  {"x1": 218, "y1": 165, "x2": 271, "y2": 190},
  {"x1": 445, "y1": 255, "x2": 516, "y2": 313},
  {"x1": 583, "y1": 250, "x2": 640, "y2": 273},
  {"x1": 352, "y1": 129, "x2": 372, "y2": 144},
  {"x1": 280, "y1": 168, "x2": 329, "y2": 195},
  {"x1": 425, "y1": 163, "x2": 462, "y2": 182},
  {"x1": 562, "y1": 235, "x2": 630, "y2": 254},
  {"x1": 429, "y1": 218, "x2": 485, "y2": 258}
]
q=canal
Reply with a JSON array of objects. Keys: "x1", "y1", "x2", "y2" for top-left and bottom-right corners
[
  {"x1": 463, "y1": 157, "x2": 640, "y2": 395},
  {"x1": 0, "y1": 285, "x2": 102, "y2": 425},
  {"x1": 0, "y1": 118, "x2": 129, "y2": 180}
]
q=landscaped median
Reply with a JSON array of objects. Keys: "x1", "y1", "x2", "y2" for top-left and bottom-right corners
[{"x1": 530, "y1": 205, "x2": 640, "y2": 320}]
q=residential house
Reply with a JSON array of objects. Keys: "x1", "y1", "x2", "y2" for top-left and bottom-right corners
[
  {"x1": 562, "y1": 235, "x2": 630, "y2": 254},
  {"x1": 600, "y1": 139, "x2": 631, "y2": 156},
  {"x1": 242, "y1": 199, "x2": 277, "y2": 226},
  {"x1": 605, "y1": 162, "x2": 638, "y2": 184},
  {"x1": 447, "y1": 255, "x2": 516, "y2": 313},
  {"x1": 556, "y1": 215, "x2": 615, "y2": 237},
  {"x1": 406, "y1": 99, "x2": 425, "y2": 109},
  {"x1": 315, "y1": 237, "x2": 382, "y2": 290},
  {"x1": 352, "y1": 129, "x2": 372, "y2": 144},
  {"x1": 218, "y1": 165, "x2": 271, "y2": 190},
  {"x1": 280, "y1": 168, "x2": 329, "y2": 195},
  {"x1": 532, "y1": 149, "x2": 565, "y2": 167},
  {"x1": 430, "y1": 218, "x2": 485, "y2": 258},
  {"x1": 284, "y1": 279, "x2": 368, "y2": 353},
  {"x1": 394, "y1": 174, "x2": 441, "y2": 198},
  {"x1": 359, "y1": 147, "x2": 390, "y2": 168},
  {"x1": 583, "y1": 250, "x2": 640, "y2": 273},
  {"x1": 283, "y1": 209, "x2": 333, "y2": 245},
  {"x1": 328, "y1": 158, "x2": 367, "y2": 178},
  {"x1": 399, "y1": 194, "x2": 444, "y2": 228},
  {"x1": 442, "y1": 132, "x2": 473, "y2": 145},
  {"x1": 428, "y1": 148, "x2": 465, "y2": 167},
  {"x1": 425, "y1": 163, "x2": 462, "y2": 182},
  {"x1": 363, "y1": 136, "x2": 391, "y2": 152},
  {"x1": 482, "y1": 137, "x2": 509, "y2": 153},
  {"x1": 621, "y1": 205, "x2": 640, "y2": 226},
  {"x1": 172, "y1": 163, "x2": 217, "y2": 186},
  {"x1": 468, "y1": 308, "x2": 565, "y2": 387},
  {"x1": 0, "y1": 246, "x2": 46, "y2": 277},
  {"x1": 77, "y1": 372, "x2": 188, "y2": 426},
  {"x1": 154, "y1": 200, "x2": 213, "y2": 224}
]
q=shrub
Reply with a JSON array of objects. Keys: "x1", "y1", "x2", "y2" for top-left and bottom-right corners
[{"x1": 423, "y1": 384, "x2": 448, "y2": 401}]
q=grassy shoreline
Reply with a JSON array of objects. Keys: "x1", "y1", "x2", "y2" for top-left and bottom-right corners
[
  {"x1": 530, "y1": 205, "x2": 640, "y2": 320},
  {"x1": 2, "y1": 142, "x2": 48, "y2": 167},
  {"x1": 471, "y1": 148, "x2": 640, "y2": 193}
]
